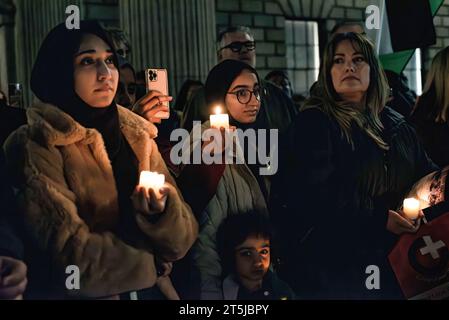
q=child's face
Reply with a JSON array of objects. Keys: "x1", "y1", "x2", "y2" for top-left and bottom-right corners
[{"x1": 234, "y1": 235, "x2": 270, "y2": 283}]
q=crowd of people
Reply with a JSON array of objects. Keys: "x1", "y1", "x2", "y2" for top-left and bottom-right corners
[{"x1": 0, "y1": 19, "x2": 447, "y2": 300}]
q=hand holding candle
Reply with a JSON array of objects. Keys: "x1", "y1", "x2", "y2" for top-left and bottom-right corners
[
  {"x1": 403, "y1": 198, "x2": 420, "y2": 220},
  {"x1": 133, "y1": 171, "x2": 168, "y2": 218},
  {"x1": 139, "y1": 171, "x2": 165, "y2": 199},
  {"x1": 210, "y1": 106, "x2": 229, "y2": 129},
  {"x1": 386, "y1": 198, "x2": 422, "y2": 234}
]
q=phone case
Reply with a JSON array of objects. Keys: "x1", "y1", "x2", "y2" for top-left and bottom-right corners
[{"x1": 145, "y1": 68, "x2": 170, "y2": 119}]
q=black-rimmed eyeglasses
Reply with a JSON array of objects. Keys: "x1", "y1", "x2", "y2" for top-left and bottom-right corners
[
  {"x1": 227, "y1": 87, "x2": 261, "y2": 104},
  {"x1": 219, "y1": 41, "x2": 256, "y2": 53}
]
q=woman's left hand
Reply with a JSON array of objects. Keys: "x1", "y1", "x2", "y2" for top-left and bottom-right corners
[
  {"x1": 386, "y1": 210, "x2": 422, "y2": 235},
  {"x1": 131, "y1": 183, "x2": 170, "y2": 216}
]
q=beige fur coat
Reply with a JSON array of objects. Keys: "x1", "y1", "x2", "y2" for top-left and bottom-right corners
[{"x1": 3, "y1": 103, "x2": 198, "y2": 298}]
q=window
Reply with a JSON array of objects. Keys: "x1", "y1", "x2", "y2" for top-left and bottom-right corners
[
  {"x1": 285, "y1": 20, "x2": 320, "y2": 96},
  {"x1": 402, "y1": 49, "x2": 422, "y2": 96}
]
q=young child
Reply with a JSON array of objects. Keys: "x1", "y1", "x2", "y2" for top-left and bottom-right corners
[{"x1": 216, "y1": 212, "x2": 295, "y2": 300}]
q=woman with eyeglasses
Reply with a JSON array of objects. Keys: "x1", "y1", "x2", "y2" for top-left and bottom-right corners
[
  {"x1": 2, "y1": 21, "x2": 198, "y2": 299},
  {"x1": 176, "y1": 59, "x2": 275, "y2": 299},
  {"x1": 273, "y1": 32, "x2": 438, "y2": 299}
]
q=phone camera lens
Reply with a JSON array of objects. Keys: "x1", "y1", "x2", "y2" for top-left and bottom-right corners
[{"x1": 149, "y1": 71, "x2": 158, "y2": 81}]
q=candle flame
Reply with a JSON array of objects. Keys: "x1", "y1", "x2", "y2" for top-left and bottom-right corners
[
  {"x1": 404, "y1": 198, "x2": 420, "y2": 208},
  {"x1": 403, "y1": 197, "x2": 420, "y2": 220},
  {"x1": 214, "y1": 106, "x2": 222, "y2": 115},
  {"x1": 139, "y1": 171, "x2": 165, "y2": 189}
]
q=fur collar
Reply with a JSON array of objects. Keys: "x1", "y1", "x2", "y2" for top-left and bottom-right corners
[{"x1": 26, "y1": 102, "x2": 158, "y2": 146}]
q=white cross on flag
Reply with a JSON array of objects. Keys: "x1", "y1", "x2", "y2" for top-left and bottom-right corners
[
  {"x1": 389, "y1": 226, "x2": 449, "y2": 299},
  {"x1": 420, "y1": 236, "x2": 446, "y2": 260}
]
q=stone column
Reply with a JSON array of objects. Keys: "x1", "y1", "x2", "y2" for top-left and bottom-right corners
[
  {"x1": 119, "y1": 0, "x2": 216, "y2": 97},
  {"x1": 0, "y1": 0, "x2": 16, "y2": 95},
  {"x1": 14, "y1": 0, "x2": 83, "y2": 106}
]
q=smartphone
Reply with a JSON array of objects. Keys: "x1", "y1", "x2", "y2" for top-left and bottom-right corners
[{"x1": 145, "y1": 68, "x2": 170, "y2": 119}]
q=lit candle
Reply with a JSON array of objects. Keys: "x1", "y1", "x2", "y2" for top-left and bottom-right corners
[
  {"x1": 139, "y1": 171, "x2": 165, "y2": 198},
  {"x1": 210, "y1": 106, "x2": 229, "y2": 129},
  {"x1": 403, "y1": 198, "x2": 420, "y2": 220}
]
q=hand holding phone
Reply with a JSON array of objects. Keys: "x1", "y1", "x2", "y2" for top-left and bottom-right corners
[
  {"x1": 145, "y1": 69, "x2": 170, "y2": 119},
  {"x1": 132, "y1": 91, "x2": 172, "y2": 124}
]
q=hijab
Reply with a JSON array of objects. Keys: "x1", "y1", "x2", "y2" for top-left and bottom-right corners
[
  {"x1": 205, "y1": 60, "x2": 269, "y2": 198},
  {"x1": 205, "y1": 59, "x2": 261, "y2": 130},
  {"x1": 31, "y1": 20, "x2": 122, "y2": 159}
]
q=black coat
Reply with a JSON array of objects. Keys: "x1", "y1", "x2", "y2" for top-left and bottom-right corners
[
  {"x1": 0, "y1": 216, "x2": 23, "y2": 260},
  {"x1": 0, "y1": 107, "x2": 27, "y2": 260},
  {"x1": 0, "y1": 106, "x2": 27, "y2": 147},
  {"x1": 272, "y1": 106, "x2": 438, "y2": 299},
  {"x1": 0, "y1": 152, "x2": 24, "y2": 260}
]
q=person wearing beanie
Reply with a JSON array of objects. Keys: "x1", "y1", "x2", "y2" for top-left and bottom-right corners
[{"x1": 2, "y1": 21, "x2": 197, "y2": 299}]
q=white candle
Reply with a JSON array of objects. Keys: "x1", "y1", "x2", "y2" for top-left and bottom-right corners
[
  {"x1": 139, "y1": 171, "x2": 165, "y2": 198},
  {"x1": 210, "y1": 106, "x2": 229, "y2": 129},
  {"x1": 403, "y1": 198, "x2": 420, "y2": 220}
]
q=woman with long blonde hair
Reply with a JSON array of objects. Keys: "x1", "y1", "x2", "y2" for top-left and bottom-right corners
[
  {"x1": 273, "y1": 32, "x2": 437, "y2": 299},
  {"x1": 410, "y1": 46, "x2": 449, "y2": 167}
]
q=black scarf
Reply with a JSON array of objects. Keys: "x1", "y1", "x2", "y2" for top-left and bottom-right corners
[{"x1": 59, "y1": 94, "x2": 122, "y2": 160}]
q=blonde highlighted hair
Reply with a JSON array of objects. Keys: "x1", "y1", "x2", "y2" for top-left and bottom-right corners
[{"x1": 303, "y1": 32, "x2": 390, "y2": 150}]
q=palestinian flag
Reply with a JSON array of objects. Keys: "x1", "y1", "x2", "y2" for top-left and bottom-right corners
[{"x1": 375, "y1": 0, "x2": 444, "y2": 74}]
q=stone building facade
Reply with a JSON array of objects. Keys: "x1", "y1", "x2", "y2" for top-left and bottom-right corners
[{"x1": 1, "y1": 0, "x2": 449, "y2": 101}]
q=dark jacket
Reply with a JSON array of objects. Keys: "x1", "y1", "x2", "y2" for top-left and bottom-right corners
[
  {"x1": 0, "y1": 106, "x2": 26, "y2": 260},
  {"x1": 409, "y1": 94, "x2": 449, "y2": 168},
  {"x1": 0, "y1": 191, "x2": 24, "y2": 260},
  {"x1": 272, "y1": 106, "x2": 438, "y2": 299},
  {"x1": 0, "y1": 106, "x2": 27, "y2": 147},
  {"x1": 220, "y1": 271, "x2": 296, "y2": 300},
  {"x1": 0, "y1": 217, "x2": 23, "y2": 259},
  {"x1": 0, "y1": 175, "x2": 23, "y2": 261}
]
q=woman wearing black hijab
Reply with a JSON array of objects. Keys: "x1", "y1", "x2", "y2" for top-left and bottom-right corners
[
  {"x1": 177, "y1": 60, "x2": 275, "y2": 299},
  {"x1": 3, "y1": 21, "x2": 197, "y2": 299}
]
